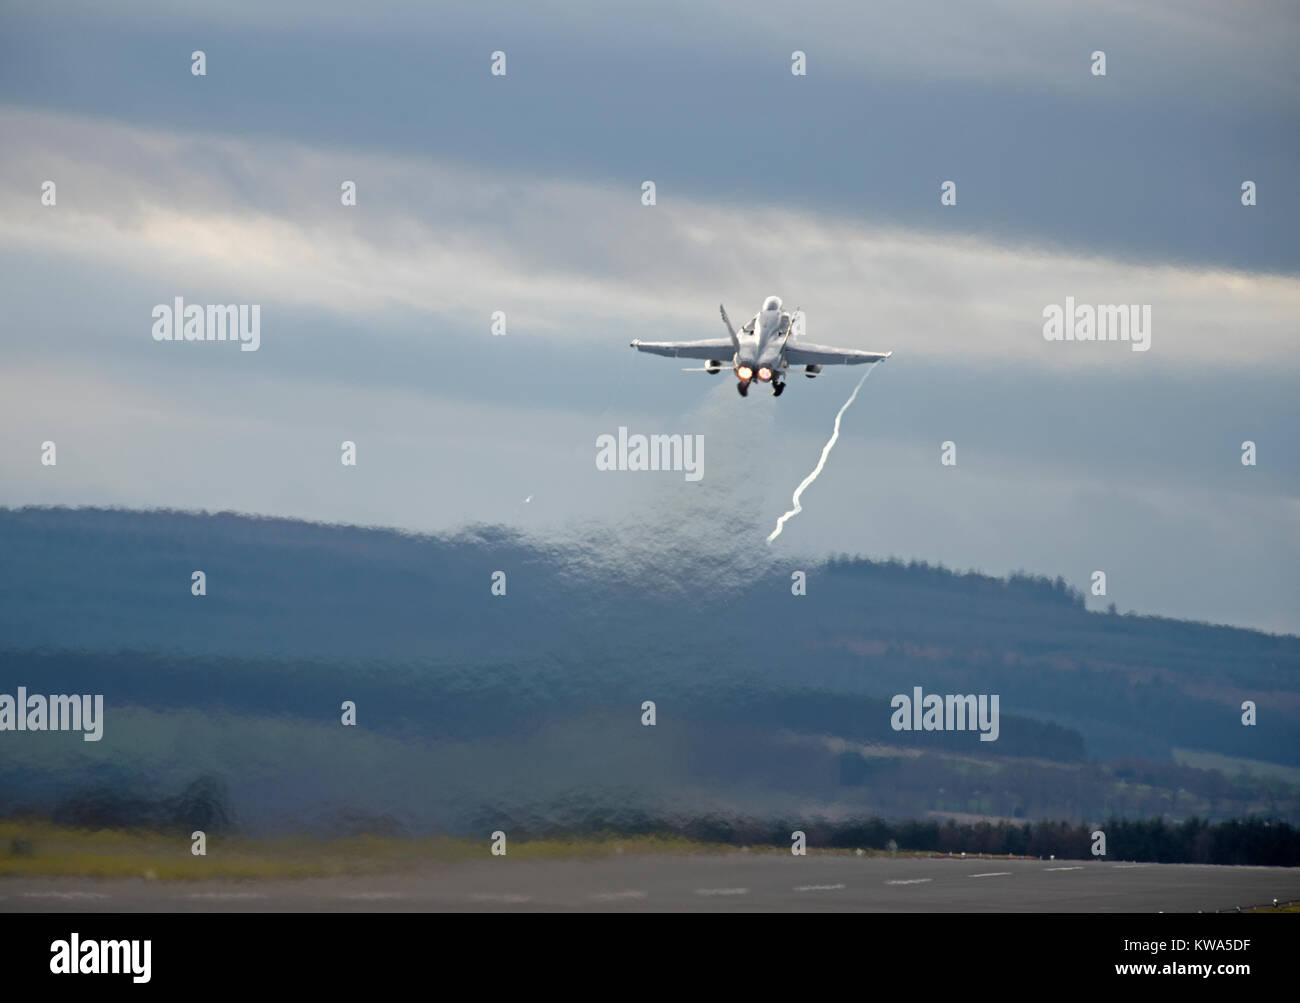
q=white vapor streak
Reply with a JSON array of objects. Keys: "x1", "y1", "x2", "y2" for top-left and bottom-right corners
[{"x1": 766, "y1": 366, "x2": 878, "y2": 544}]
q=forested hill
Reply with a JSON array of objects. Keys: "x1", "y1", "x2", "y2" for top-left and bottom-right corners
[{"x1": 1, "y1": 506, "x2": 1295, "y2": 833}]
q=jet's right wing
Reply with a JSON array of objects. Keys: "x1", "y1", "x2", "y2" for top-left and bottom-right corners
[
  {"x1": 784, "y1": 342, "x2": 893, "y2": 366},
  {"x1": 629, "y1": 338, "x2": 735, "y2": 360}
]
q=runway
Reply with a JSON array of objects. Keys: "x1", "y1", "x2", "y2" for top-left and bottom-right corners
[{"x1": 3, "y1": 854, "x2": 1297, "y2": 912}]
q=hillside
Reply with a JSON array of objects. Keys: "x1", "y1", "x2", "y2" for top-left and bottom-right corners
[{"x1": 1, "y1": 506, "x2": 1296, "y2": 833}]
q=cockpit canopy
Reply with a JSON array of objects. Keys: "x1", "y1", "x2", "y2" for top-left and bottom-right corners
[{"x1": 762, "y1": 295, "x2": 782, "y2": 312}]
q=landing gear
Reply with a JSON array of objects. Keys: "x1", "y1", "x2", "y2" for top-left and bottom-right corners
[
  {"x1": 737, "y1": 380, "x2": 750, "y2": 397},
  {"x1": 772, "y1": 380, "x2": 785, "y2": 397}
]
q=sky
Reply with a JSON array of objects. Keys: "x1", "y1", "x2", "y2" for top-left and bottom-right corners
[{"x1": 0, "y1": 0, "x2": 1297, "y2": 632}]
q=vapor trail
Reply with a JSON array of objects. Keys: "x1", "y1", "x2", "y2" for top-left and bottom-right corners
[{"x1": 766, "y1": 366, "x2": 878, "y2": 544}]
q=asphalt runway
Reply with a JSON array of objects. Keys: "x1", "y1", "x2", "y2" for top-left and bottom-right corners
[{"x1": 3, "y1": 854, "x2": 1297, "y2": 912}]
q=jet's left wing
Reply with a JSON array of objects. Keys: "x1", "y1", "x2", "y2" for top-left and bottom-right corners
[
  {"x1": 784, "y1": 342, "x2": 893, "y2": 366},
  {"x1": 630, "y1": 338, "x2": 735, "y2": 360}
]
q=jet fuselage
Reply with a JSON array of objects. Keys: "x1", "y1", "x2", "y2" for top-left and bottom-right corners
[{"x1": 733, "y1": 295, "x2": 792, "y2": 385}]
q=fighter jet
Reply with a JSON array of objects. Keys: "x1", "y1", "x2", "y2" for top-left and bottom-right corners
[{"x1": 629, "y1": 296, "x2": 892, "y2": 396}]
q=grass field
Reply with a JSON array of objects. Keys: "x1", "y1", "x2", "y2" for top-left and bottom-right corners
[
  {"x1": 0, "y1": 820, "x2": 1039, "y2": 879},
  {"x1": 0, "y1": 820, "x2": 746, "y2": 879}
]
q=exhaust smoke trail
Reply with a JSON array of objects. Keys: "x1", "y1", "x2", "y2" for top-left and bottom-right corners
[{"x1": 765, "y1": 365, "x2": 880, "y2": 544}]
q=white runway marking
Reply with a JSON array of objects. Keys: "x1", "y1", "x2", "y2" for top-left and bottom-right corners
[
  {"x1": 885, "y1": 879, "x2": 933, "y2": 885},
  {"x1": 970, "y1": 872, "x2": 1012, "y2": 878},
  {"x1": 183, "y1": 892, "x2": 269, "y2": 900},
  {"x1": 589, "y1": 890, "x2": 648, "y2": 901},
  {"x1": 1115, "y1": 864, "x2": 1148, "y2": 869},
  {"x1": 794, "y1": 883, "x2": 847, "y2": 891},
  {"x1": 467, "y1": 893, "x2": 532, "y2": 903},
  {"x1": 694, "y1": 887, "x2": 749, "y2": 896},
  {"x1": 21, "y1": 891, "x2": 109, "y2": 900},
  {"x1": 1045, "y1": 866, "x2": 1084, "y2": 872}
]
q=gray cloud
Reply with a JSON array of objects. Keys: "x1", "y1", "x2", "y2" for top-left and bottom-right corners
[{"x1": 2, "y1": 1, "x2": 1296, "y2": 270}]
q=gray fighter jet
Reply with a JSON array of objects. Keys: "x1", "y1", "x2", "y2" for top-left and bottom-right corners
[{"x1": 629, "y1": 296, "x2": 892, "y2": 396}]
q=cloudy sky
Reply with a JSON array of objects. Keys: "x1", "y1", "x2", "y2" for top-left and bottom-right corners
[{"x1": 1, "y1": 0, "x2": 1297, "y2": 632}]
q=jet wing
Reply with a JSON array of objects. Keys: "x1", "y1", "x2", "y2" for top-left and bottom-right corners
[
  {"x1": 629, "y1": 338, "x2": 735, "y2": 360},
  {"x1": 784, "y1": 342, "x2": 893, "y2": 366}
]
